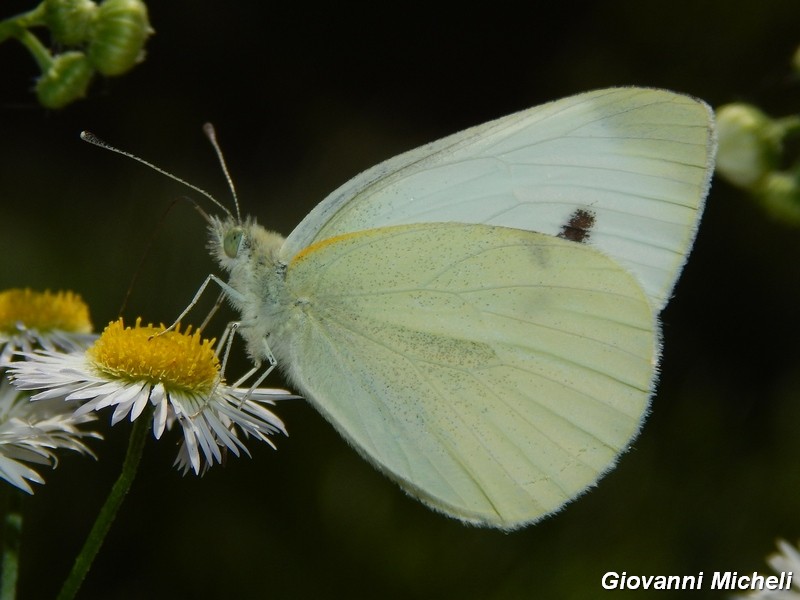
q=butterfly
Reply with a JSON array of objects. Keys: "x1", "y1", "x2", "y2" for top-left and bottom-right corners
[{"x1": 91, "y1": 87, "x2": 717, "y2": 529}]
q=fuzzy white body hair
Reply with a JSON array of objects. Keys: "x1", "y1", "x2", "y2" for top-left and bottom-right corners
[{"x1": 208, "y1": 216, "x2": 297, "y2": 371}]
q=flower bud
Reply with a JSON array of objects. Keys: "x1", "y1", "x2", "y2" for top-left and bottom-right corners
[
  {"x1": 35, "y1": 51, "x2": 95, "y2": 109},
  {"x1": 44, "y1": 0, "x2": 99, "y2": 46},
  {"x1": 716, "y1": 103, "x2": 781, "y2": 189},
  {"x1": 87, "y1": 0, "x2": 153, "y2": 76},
  {"x1": 756, "y1": 171, "x2": 800, "y2": 225}
]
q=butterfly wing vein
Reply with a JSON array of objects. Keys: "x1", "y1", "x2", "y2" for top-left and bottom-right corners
[{"x1": 279, "y1": 222, "x2": 656, "y2": 528}]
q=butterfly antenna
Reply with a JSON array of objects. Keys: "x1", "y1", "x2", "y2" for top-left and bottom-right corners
[
  {"x1": 202, "y1": 123, "x2": 242, "y2": 223},
  {"x1": 80, "y1": 130, "x2": 234, "y2": 219},
  {"x1": 117, "y1": 196, "x2": 184, "y2": 317},
  {"x1": 188, "y1": 197, "x2": 213, "y2": 224}
]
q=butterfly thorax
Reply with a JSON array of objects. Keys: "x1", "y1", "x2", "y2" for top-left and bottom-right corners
[{"x1": 208, "y1": 216, "x2": 289, "y2": 362}]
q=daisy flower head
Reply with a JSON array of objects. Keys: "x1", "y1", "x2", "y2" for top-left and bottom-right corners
[
  {"x1": 0, "y1": 288, "x2": 96, "y2": 363},
  {"x1": 0, "y1": 377, "x2": 99, "y2": 494},
  {"x1": 733, "y1": 539, "x2": 800, "y2": 599},
  {"x1": 9, "y1": 318, "x2": 291, "y2": 474}
]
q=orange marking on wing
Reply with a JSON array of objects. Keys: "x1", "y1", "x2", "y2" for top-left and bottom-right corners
[{"x1": 291, "y1": 230, "x2": 377, "y2": 266}]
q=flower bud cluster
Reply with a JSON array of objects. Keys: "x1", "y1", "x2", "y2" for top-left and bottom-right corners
[
  {"x1": 5, "y1": 0, "x2": 153, "y2": 108},
  {"x1": 716, "y1": 102, "x2": 800, "y2": 224}
]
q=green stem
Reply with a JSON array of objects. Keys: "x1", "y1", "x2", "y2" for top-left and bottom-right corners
[
  {"x1": 778, "y1": 115, "x2": 800, "y2": 138},
  {"x1": 56, "y1": 408, "x2": 152, "y2": 600},
  {"x1": 0, "y1": 4, "x2": 47, "y2": 45},
  {"x1": 12, "y1": 28, "x2": 53, "y2": 71},
  {"x1": 0, "y1": 491, "x2": 23, "y2": 600}
]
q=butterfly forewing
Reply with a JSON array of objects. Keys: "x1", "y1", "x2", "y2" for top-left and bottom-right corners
[{"x1": 283, "y1": 88, "x2": 714, "y2": 311}]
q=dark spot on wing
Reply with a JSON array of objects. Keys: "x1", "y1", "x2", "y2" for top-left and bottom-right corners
[{"x1": 557, "y1": 208, "x2": 596, "y2": 244}]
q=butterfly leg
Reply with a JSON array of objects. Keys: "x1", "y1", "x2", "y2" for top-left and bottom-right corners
[
  {"x1": 230, "y1": 337, "x2": 277, "y2": 405},
  {"x1": 198, "y1": 290, "x2": 226, "y2": 333},
  {"x1": 216, "y1": 320, "x2": 241, "y2": 373},
  {"x1": 161, "y1": 274, "x2": 245, "y2": 334},
  {"x1": 183, "y1": 320, "x2": 241, "y2": 418}
]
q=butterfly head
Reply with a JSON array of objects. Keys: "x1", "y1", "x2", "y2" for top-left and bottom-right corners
[
  {"x1": 208, "y1": 215, "x2": 285, "y2": 274},
  {"x1": 208, "y1": 215, "x2": 247, "y2": 270}
]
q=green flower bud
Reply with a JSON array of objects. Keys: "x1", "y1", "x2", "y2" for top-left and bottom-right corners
[
  {"x1": 755, "y1": 171, "x2": 800, "y2": 225},
  {"x1": 35, "y1": 51, "x2": 95, "y2": 109},
  {"x1": 44, "y1": 0, "x2": 99, "y2": 46},
  {"x1": 87, "y1": 0, "x2": 153, "y2": 76},
  {"x1": 716, "y1": 103, "x2": 781, "y2": 189}
]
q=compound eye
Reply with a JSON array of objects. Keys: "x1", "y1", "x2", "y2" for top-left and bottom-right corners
[{"x1": 223, "y1": 227, "x2": 244, "y2": 258}]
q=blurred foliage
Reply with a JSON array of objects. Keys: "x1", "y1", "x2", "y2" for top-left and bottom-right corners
[{"x1": 2, "y1": 1, "x2": 800, "y2": 599}]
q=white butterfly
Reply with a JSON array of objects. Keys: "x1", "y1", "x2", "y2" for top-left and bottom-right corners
[{"x1": 94, "y1": 87, "x2": 717, "y2": 529}]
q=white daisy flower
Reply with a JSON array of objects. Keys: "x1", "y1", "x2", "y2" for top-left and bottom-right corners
[
  {"x1": 0, "y1": 377, "x2": 99, "y2": 494},
  {"x1": 733, "y1": 539, "x2": 800, "y2": 599},
  {"x1": 9, "y1": 318, "x2": 292, "y2": 474},
  {"x1": 0, "y1": 288, "x2": 96, "y2": 363}
]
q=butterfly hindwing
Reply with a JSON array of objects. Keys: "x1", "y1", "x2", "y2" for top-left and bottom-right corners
[{"x1": 277, "y1": 222, "x2": 656, "y2": 528}]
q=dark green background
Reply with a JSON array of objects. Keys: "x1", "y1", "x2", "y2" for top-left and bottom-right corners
[{"x1": 2, "y1": 1, "x2": 800, "y2": 598}]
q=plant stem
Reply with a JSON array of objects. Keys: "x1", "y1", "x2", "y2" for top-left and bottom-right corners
[
  {"x1": 56, "y1": 409, "x2": 152, "y2": 600},
  {"x1": 0, "y1": 491, "x2": 23, "y2": 600},
  {"x1": 778, "y1": 115, "x2": 800, "y2": 138},
  {"x1": 12, "y1": 28, "x2": 53, "y2": 70},
  {"x1": 0, "y1": 4, "x2": 47, "y2": 45}
]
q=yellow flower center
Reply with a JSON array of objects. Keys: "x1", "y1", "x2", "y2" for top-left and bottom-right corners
[
  {"x1": 0, "y1": 288, "x2": 92, "y2": 334},
  {"x1": 87, "y1": 318, "x2": 220, "y2": 394}
]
